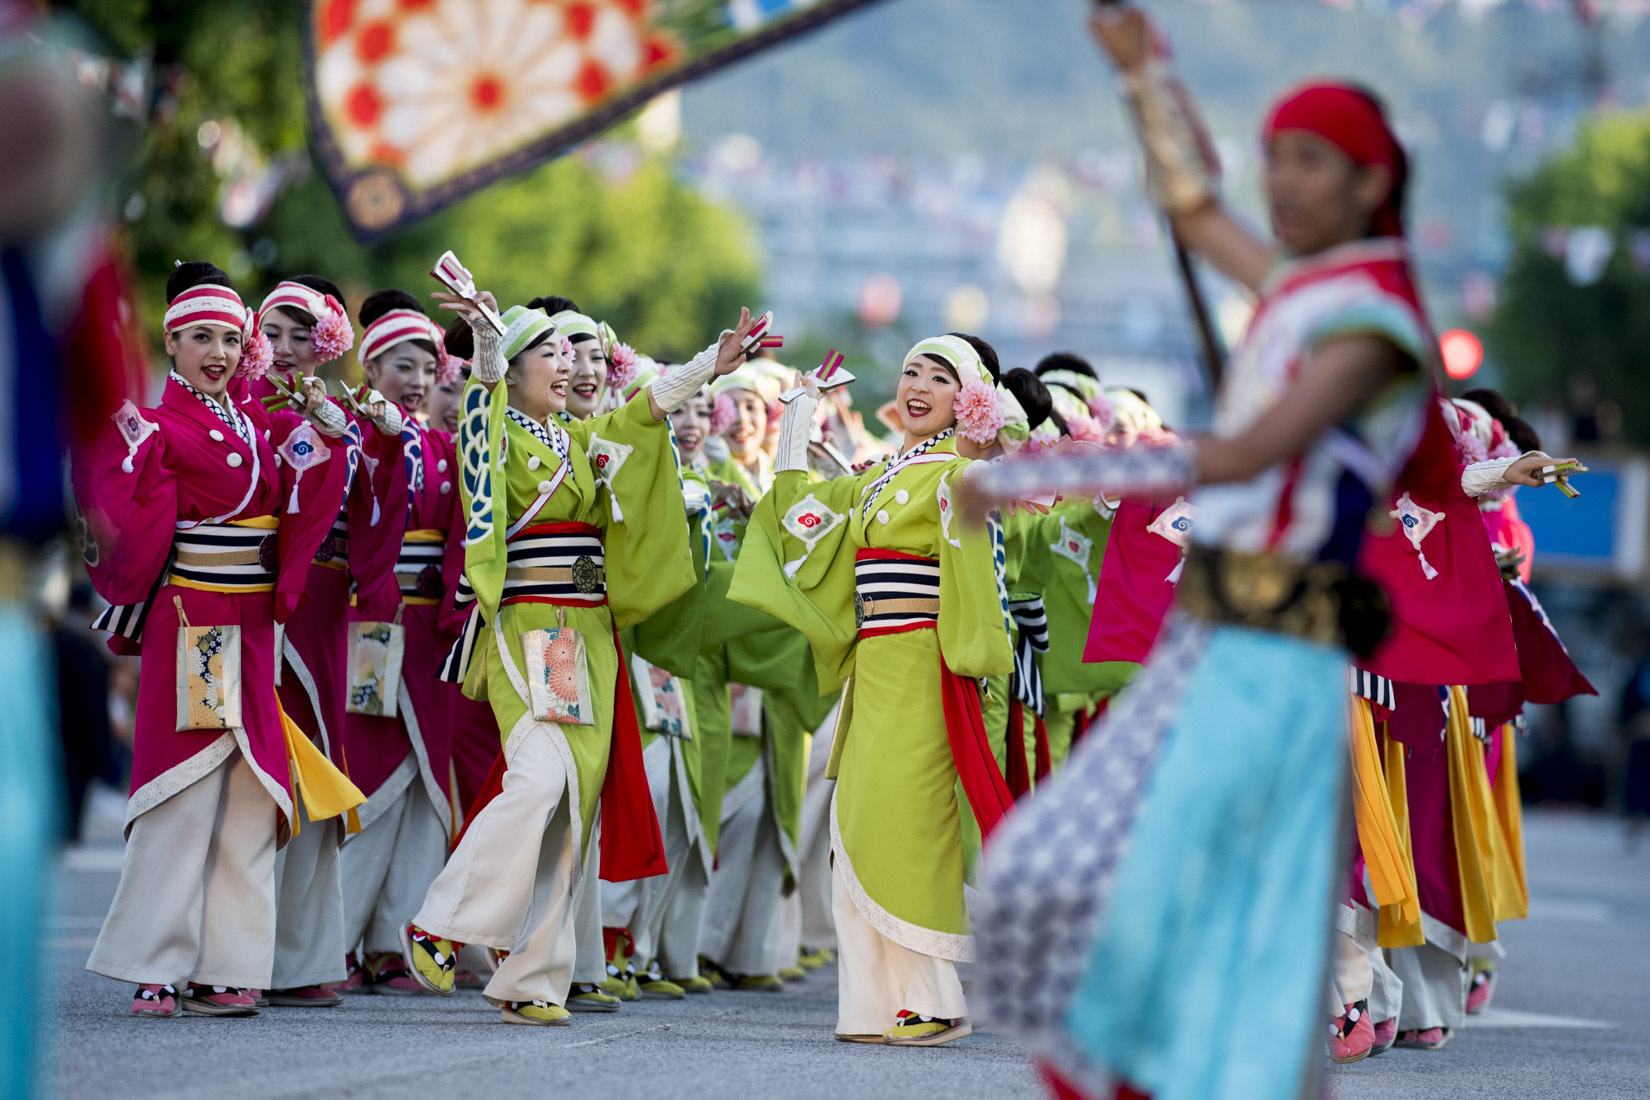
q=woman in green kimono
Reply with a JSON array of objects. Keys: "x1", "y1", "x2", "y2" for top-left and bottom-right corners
[
  {"x1": 603, "y1": 373, "x2": 720, "y2": 1000},
  {"x1": 730, "y1": 334, "x2": 1017, "y2": 1046},
  {"x1": 398, "y1": 283, "x2": 758, "y2": 1027},
  {"x1": 698, "y1": 364, "x2": 832, "y2": 990}
]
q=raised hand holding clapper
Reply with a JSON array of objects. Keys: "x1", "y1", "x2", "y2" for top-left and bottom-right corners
[
  {"x1": 780, "y1": 349, "x2": 857, "y2": 404},
  {"x1": 430, "y1": 250, "x2": 506, "y2": 337}
]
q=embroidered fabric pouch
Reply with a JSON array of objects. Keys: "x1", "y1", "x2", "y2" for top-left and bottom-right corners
[
  {"x1": 632, "y1": 655, "x2": 691, "y2": 738},
  {"x1": 521, "y1": 625, "x2": 596, "y2": 727},
  {"x1": 176, "y1": 617, "x2": 243, "y2": 732},
  {"x1": 729, "y1": 682, "x2": 765, "y2": 738},
  {"x1": 346, "y1": 620, "x2": 406, "y2": 718}
]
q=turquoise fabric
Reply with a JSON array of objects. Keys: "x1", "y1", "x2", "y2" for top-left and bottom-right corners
[
  {"x1": 0, "y1": 608, "x2": 58, "y2": 1100},
  {"x1": 1064, "y1": 625, "x2": 1347, "y2": 1100}
]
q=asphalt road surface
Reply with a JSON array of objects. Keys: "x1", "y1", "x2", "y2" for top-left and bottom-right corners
[{"x1": 38, "y1": 806, "x2": 1650, "y2": 1099}]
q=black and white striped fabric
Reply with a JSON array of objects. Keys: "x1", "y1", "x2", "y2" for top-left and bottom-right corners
[
  {"x1": 1348, "y1": 667, "x2": 1396, "y2": 712},
  {"x1": 169, "y1": 370, "x2": 252, "y2": 445},
  {"x1": 438, "y1": 605, "x2": 483, "y2": 684},
  {"x1": 395, "y1": 532, "x2": 446, "y2": 600},
  {"x1": 90, "y1": 560, "x2": 171, "y2": 644},
  {"x1": 169, "y1": 522, "x2": 277, "y2": 591},
  {"x1": 506, "y1": 406, "x2": 569, "y2": 466},
  {"x1": 315, "y1": 506, "x2": 350, "y2": 567},
  {"x1": 1008, "y1": 595, "x2": 1050, "y2": 715},
  {"x1": 853, "y1": 552, "x2": 940, "y2": 635},
  {"x1": 501, "y1": 526, "x2": 606, "y2": 607}
]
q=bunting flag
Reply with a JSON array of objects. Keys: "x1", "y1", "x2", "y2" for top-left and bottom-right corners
[{"x1": 305, "y1": 0, "x2": 890, "y2": 240}]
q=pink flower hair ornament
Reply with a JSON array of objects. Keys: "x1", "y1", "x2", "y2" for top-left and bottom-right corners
[
  {"x1": 1066, "y1": 412, "x2": 1108, "y2": 444},
  {"x1": 953, "y1": 379, "x2": 1006, "y2": 445},
  {"x1": 310, "y1": 295, "x2": 355, "y2": 363},
  {"x1": 237, "y1": 313, "x2": 273, "y2": 380},
  {"x1": 710, "y1": 393, "x2": 736, "y2": 436},
  {"x1": 1087, "y1": 393, "x2": 1117, "y2": 435},
  {"x1": 435, "y1": 352, "x2": 465, "y2": 387},
  {"x1": 607, "y1": 342, "x2": 639, "y2": 392}
]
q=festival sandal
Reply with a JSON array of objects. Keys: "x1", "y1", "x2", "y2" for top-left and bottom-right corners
[
  {"x1": 1370, "y1": 1016, "x2": 1398, "y2": 1056},
  {"x1": 797, "y1": 946, "x2": 835, "y2": 969},
  {"x1": 182, "y1": 984, "x2": 259, "y2": 1017},
  {"x1": 1466, "y1": 965, "x2": 1496, "y2": 1014},
  {"x1": 637, "y1": 959, "x2": 685, "y2": 999},
  {"x1": 734, "y1": 973, "x2": 784, "y2": 992},
  {"x1": 834, "y1": 1032, "x2": 885, "y2": 1043},
  {"x1": 363, "y1": 951, "x2": 424, "y2": 996},
  {"x1": 671, "y1": 975, "x2": 714, "y2": 994},
  {"x1": 399, "y1": 922, "x2": 458, "y2": 997},
  {"x1": 131, "y1": 984, "x2": 181, "y2": 1018},
  {"x1": 779, "y1": 965, "x2": 807, "y2": 983},
  {"x1": 567, "y1": 983, "x2": 622, "y2": 1013},
  {"x1": 502, "y1": 1000, "x2": 572, "y2": 1026},
  {"x1": 266, "y1": 985, "x2": 344, "y2": 1008},
  {"x1": 338, "y1": 951, "x2": 366, "y2": 994},
  {"x1": 1395, "y1": 1027, "x2": 1451, "y2": 1050},
  {"x1": 1328, "y1": 1000, "x2": 1374, "y2": 1063},
  {"x1": 883, "y1": 1010, "x2": 972, "y2": 1046}
]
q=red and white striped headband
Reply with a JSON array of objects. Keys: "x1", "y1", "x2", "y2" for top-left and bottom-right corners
[
  {"x1": 261, "y1": 281, "x2": 337, "y2": 325},
  {"x1": 359, "y1": 308, "x2": 434, "y2": 363},
  {"x1": 164, "y1": 284, "x2": 252, "y2": 334}
]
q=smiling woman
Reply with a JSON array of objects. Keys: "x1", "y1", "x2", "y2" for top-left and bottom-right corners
[{"x1": 358, "y1": 289, "x2": 440, "y2": 416}]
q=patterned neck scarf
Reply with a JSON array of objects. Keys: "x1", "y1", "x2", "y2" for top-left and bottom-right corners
[
  {"x1": 169, "y1": 369, "x2": 251, "y2": 445},
  {"x1": 861, "y1": 427, "x2": 954, "y2": 515},
  {"x1": 506, "y1": 405, "x2": 568, "y2": 465}
]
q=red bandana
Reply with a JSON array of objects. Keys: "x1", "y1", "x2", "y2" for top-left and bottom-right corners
[{"x1": 1262, "y1": 82, "x2": 1404, "y2": 237}]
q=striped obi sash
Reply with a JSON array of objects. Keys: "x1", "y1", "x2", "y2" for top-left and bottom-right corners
[
  {"x1": 396, "y1": 529, "x2": 446, "y2": 605},
  {"x1": 441, "y1": 522, "x2": 606, "y2": 684},
  {"x1": 314, "y1": 506, "x2": 349, "y2": 570},
  {"x1": 501, "y1": 522, "x2": 607, "y2": 608},
  {"x1": 854, "y1": 549, "x2": 940, "y2": 637},
  {"x1": 169, "y1": 515, "x2": 280, "y2": 594}
]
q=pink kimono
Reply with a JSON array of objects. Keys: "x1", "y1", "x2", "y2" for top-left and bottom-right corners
[{"x1": 76, "y1": 374, "x2": 351, "y2": 841}]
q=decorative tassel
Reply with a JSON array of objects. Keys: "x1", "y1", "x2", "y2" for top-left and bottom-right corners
[
  {"x1": 784, "y1": 556, "x2": 806, "y2": 579},
  {"x1": 122, "y1": 454, "x2": 134, "y2": 474},
  {"x1": 1166, "y1": 555, "x2": 1186, "y2": 584},
  {"x1": 611, "y1": 494, "x2": 624, "y2": 524},
  {"x1": 1418, "y1": 552, "x2": 1438, "y2": 580},
  {"x1": 370, "y1": 497, "x2": 381, "y2": 527},
  {"x1": 287, "y1": 476, "x2": 302, "y2": 515}
]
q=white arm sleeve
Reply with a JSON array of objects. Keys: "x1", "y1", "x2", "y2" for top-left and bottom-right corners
[
  {"x1": 774, "y1": 391, "x2": 818, "y2": 474},
  {"x1": 471, "y1": 321, "x2": 506, "y2": 386},
  {"x1": 650, "y1": 341, "x2": 720, "y2": 414}
]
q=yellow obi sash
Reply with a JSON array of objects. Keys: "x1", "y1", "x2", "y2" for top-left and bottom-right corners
[
  {"x1": 168, "y1": 515, "x2": 279, "y2": 594},
  {"x1": 395, "y1": 528, "x2": 446, "y2": 606}
]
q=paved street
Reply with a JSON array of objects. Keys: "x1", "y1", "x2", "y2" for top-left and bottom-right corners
[{"x1": 39, "y1": 808, "x2": 1650, "y2": 1099}]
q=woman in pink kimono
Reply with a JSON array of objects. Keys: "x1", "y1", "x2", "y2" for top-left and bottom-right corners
[
  {"x1": 337, "y1": 291, "x2": 466, "y2": 995},
  {"x1": 75, "y1": 262, "x2": 360, "y2": 1018},
  {"x1": 249, "y1": 277, "x2": 408, "y2": 1005}
]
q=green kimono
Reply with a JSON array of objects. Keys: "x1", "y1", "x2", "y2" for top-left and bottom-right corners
[
  {"x1": 730, "y1": 437, "x2": 1012, "y2": 961},
  {"x1": 1009, "y1": 496, "x2": 1115, "y2": 767},
  {"x1": 457, "y1": 379, "x2": 694, "y2": 872},
  {"x1": 703, "y1": 455, "x2": 824, "y2": 875},
  {"x1": 627, "y1": 465, "x2": 717, "y2": 875}
]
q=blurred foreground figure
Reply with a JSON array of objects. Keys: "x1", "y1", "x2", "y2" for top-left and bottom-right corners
[
  {"x1": 964, "y1": 5, "x2": 1570, "y2": 1098},
  {"x1": 1, "y1": 3, "x2": 131, "y2": 1095}
]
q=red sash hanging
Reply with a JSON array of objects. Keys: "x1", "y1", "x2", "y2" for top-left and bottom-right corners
[
  {"x1": 449, "y1": 625, "x2": 668, "y2": 883},
  {"x1": 1033, "y1": 714, "x2": 1052, "y2": 781},
  {"x1": 939, "y1": 654, "x2": 1017, "y2": 842}
]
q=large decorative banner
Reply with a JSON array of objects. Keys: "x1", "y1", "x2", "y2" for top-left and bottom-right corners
[{"x1": 306, "y1": 0, "x2": 890, "y2": 240}]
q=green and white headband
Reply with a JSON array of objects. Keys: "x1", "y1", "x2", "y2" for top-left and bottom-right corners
[{"x1": 501, "y1": 305, "x2": 557, "y2": 362}]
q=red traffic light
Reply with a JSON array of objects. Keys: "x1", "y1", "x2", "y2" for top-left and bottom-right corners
[{"x1": 1440, "y1": 329, "x2": 1483, "y2": 380}]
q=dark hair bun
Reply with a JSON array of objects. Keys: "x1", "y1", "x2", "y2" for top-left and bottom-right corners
[
  {"x1": 948, "y1": 332, "x2": 1001, "y2": 383},
  {"x1": 528, "y1": 295, "x2": 580, "y2": 316},
  {"x1": 166, "y1": 261, "x2": 232, "y2": 303},
  {"x1": 1035, "y1": 351, "x2": 1097, "y2": 380},
  {"x1": 1459, "y1": 387, "x2": 1516, "y2": 423},
  {"x1": 291, "y1": 274, "x2": 346, "y2": 306},
  {"x1": 443, "y1": 316, "x2": 474, "y2": 360},
  {"x1": 1002, "y1": 367, "x2": 1053, "y2": 432},
  {"x1": 1503, "y1": 415, "x2": 1542, "y2": 453},
  {"x1": 358, "y1": 288, "x2": 421, "y2": 327}
]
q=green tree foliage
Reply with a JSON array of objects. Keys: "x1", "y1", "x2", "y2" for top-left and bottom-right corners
[
  {"x1": 1489, "y1": 109, "x2": 1650, "y2": 442},
  {"x1": 64, "y1": 0, "x2": 761, "y2": 378}
]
